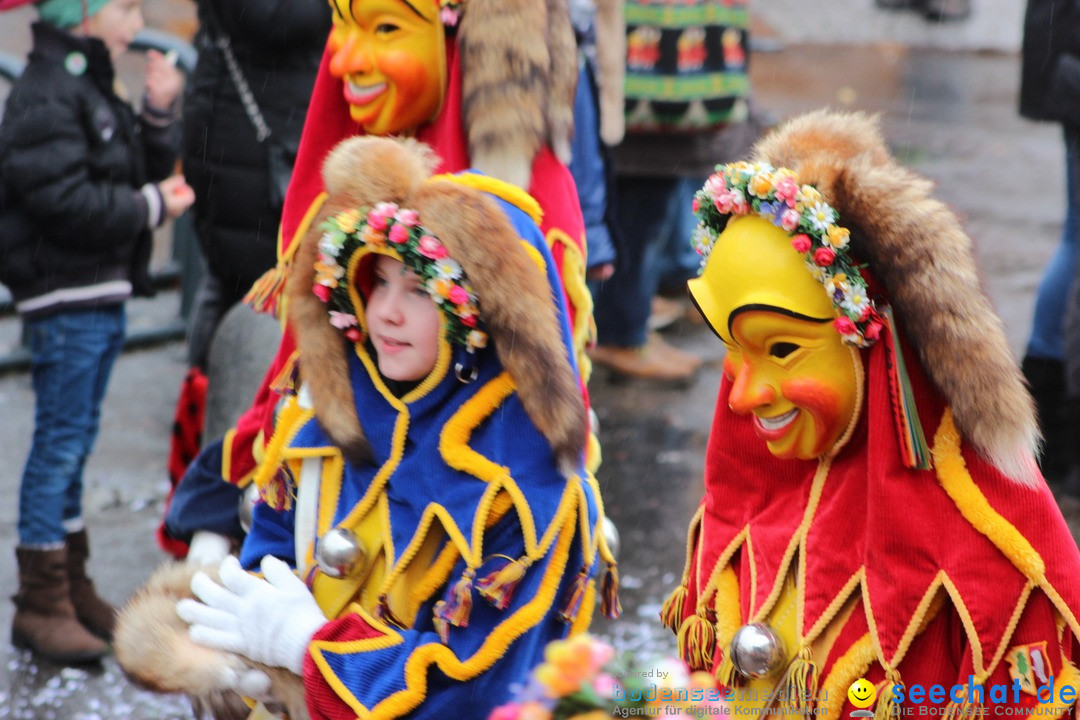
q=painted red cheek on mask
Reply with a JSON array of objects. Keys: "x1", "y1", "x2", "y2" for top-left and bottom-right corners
[{"x1": 780, "y1": 378, "x2": 845, "y2": 442}]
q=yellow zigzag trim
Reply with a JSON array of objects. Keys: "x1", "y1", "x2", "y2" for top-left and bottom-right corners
[
  {"x1": 931, "y1": 409, "x2": 1080, "y2": 670},
  {"x1": 546, "y1": 228, "x2": 593, "y2": 380},
  {"x1": 821, "y1": 632, "x2": 875, "y2": 718},
  {"x1": 310, "y1": 506, "x2": 579, "y2": 720},
  {"x1": 428, "y1": 173, "x2": 543, "y2": 226}
]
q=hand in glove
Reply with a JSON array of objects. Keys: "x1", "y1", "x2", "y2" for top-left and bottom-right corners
[{"x1": 176, "y1": 555, "x2": 327, "y2": 675}]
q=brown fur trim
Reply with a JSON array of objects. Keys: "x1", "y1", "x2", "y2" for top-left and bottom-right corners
[
  {"x1": 753, "y1": 110, "x2": 1039, "y2": 484},
  {"x1": 286, "y1": 138, "x2": 439, "y2": 465},
  {"x1": 291, "y1": 137, "x2": 585, "y2": 471},
  {"x1": 412, "y1": 180, "x2": 588, "y2": 473},
  {"x1": 544, "y1": 0, "x2": 578, "y2": 163},
  {"x1": 593, "y1": 0, "x2": 626, "y2": 146},
  {"x1": 459, "y1": 0, "x2": 577, "y2": 187},
  {"x1": 115, "y1": 562, "x2": 308, "y2": 719}
]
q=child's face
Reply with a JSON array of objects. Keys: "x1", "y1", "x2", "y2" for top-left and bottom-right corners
[
  {"x1": 85, "y1": 0, "x2": 144, "y2": 62},
  {"x1": 365, "y1": 255, "x2": 441, "y2": 382}
]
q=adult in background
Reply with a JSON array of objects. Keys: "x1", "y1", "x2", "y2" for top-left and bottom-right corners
[
  {"x1": 162, "y1": 0, "x2": 331, "y2": 558},
  {"x1": 588, "y1": 0, "x2": 758, "y2": 384},
  {"x1": 1018, "y1": 0, "x2": 1080, "y2": 500}
]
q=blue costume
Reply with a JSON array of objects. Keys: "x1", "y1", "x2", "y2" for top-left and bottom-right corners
[{"x1": 238, "y1": 138, "x2": 618, "y2": 719}]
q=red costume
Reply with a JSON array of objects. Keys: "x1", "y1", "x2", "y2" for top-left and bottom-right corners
[{"x1": 665, "y1": 111, "x2": 1080, "y2": 716}]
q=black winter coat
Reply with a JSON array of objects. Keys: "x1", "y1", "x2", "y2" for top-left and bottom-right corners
[
  {"x1": 1020, "y1": 0, "x2": 1080, "y2": 124},
  {"x1": 183, "y1": 0, "x2": 330, "y2": 300},
  {"x1": 0, "y1": 22, "x2": 179, "y2": 313}
]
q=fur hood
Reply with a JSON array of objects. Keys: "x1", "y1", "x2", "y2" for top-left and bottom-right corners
[
  {"x1": 752, "y1": 109, "x2": 1038, "y2": 483},
  {"x1": 458, "y1": 0, "x2": 579, "y2": 187},
  {"x1": 286, "y1": 136, "x2": 587, "y2": 474}
]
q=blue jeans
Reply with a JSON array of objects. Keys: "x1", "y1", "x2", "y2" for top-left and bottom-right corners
[
  {"x1": 592, "y1": 176, "x2": 705, "y2": 347},
  {"x1": 1027, "y1": 126, "x2": 1080, "y2": 361},
  {"x1": 18, "y1": 306, "x2": 126, "y2": 546}
]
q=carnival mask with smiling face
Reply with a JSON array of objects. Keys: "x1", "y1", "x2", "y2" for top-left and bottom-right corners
[
  {"x1": 689, "y1": 215, "x2": 859, "y2": 460},
  {"x1": 326, "y1": 0, "x2": 447, "y2": 136}
]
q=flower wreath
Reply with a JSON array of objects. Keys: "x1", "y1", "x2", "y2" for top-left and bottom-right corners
[
  {"x1": 313, "y1": 201, "x2": 489, "y2": 354},
  {"x1": 691, "y1": 162, "x2": 884, "y2": 347}
]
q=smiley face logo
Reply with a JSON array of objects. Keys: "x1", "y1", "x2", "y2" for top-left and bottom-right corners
[{"x1": 848, "y1": 678, "x2": 877, "y2": 709}]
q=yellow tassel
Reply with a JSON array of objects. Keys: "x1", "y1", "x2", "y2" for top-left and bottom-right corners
[
  {"x1": 677, "y1": 608, "x2": 717, "y2": 671},
  {"x1": 476, "y1": 556, "x2": 531, "y2": 611},
  {"x1": 432, "y1": 601, "x2": 450, "y2": 644},
  {"x1": 557, "y1": 568, "x2": 589, "y2": 624},
  {"x1": 783, "y1": 647, "x2": 819, "y2": 711},
  {"x1": 442, "y1": 568, "x2": 475, "y2": 628},
  {"x1": 660, "y1": 585, "x2": 688, "y2": 633},
  {"x1": 243, "y1": 262, "x2": 288, "y2": 317},
  {"x1": 715, "y1": 652, "x2": 740, "y2": 689},
  {"x1": 875, "y1": 672, "x2": 902, "y2": 720},
  {"x1": 600, "y1": 563, "x2": 621, "y2": 620}
]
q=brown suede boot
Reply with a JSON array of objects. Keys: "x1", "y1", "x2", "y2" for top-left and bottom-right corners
[
  {"x1": 65, "y1": 530, "x2": 117, "y2": 640},
  {"x1": 12, "y1": 547, "x2": 109, "y2": 663}
]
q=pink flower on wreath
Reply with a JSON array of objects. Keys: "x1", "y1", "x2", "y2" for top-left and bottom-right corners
[
  {"x1": 313, "y1": 284, "x2": 332, "y2": 302},
  {"x1": 834, "y1": 316, "x2": 857, "y2": 336},
  {"x1": 418, "y1": 235, "x2": 448, "y2": 259},
  {"x1": 388, "y1": 223, "x2": 410, "y2": 244},
  {"x1": 780, "y1": 208, "x2": 800, "y2": 233},
  {"x1": 344, "y1": 327, "x2": 364, "y2": 343},
  {"x1": 329, "y1": 310, "x2": 358, "y2": 329},
  {"x1": 791, "y1": 234, "x2": 812, "y2": 253},
  {"x1": 773, "y1": 175, "x2": 800, "y2": 207},
  {"x1": 394, "y1": 208, "x2": 419, "y2": 227},
  {"x1": 367, "y1": 212, "x2": 389, "y2": 232},
  {"x1": 864, "y1": 320, "x2": 884, "y2": 341},
  {"x1": 814, "y1": 247, "x2": 836, "y2": 266},
  {"x1": 691, "y1": 196, "x2": 700, "y2": 213},
  {"x1": 704, "y1": 174, "x2": 726, "y2": 198},
  {"x1": 461, "y1": 313, "x2": 478, "y2": 328},
  {"x1": 714, "y1": 188, "x2": 747, "y2": 215},
  {"x1": 447, "y1": 284, "x2": 469, "y2": 305}
]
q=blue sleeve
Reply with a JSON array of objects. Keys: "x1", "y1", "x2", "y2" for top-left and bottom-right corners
[{"x1": 165, "y1": 438, "x2": 246, "y2": 543}]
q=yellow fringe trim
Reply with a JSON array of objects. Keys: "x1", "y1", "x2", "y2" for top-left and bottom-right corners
[
  {"x1": 252, "y1": 398, "x2": 315, "y2": 492},
  {"x1": 873, "y1": 670, "x2": 902, "y2": 720},
  {"x1": 547, "y1": 228, "x2": 594, "y2": 385},
  {"x1": 932, "y1": 409, "x2": 1045, "y2": 581},
  {"x1": 310, "y1": 506, "x2": 579, "y2": 720},
  {"x1": 568, "y1": 580, "x2": 597, "y2": 636},
  {"x1": 782, "y1": 646, "x2": 819, "y2": 712},
  {"x1": 438, "y1": 372, "x2": 515, "y2": 487},
  {"x1": 428, "y1": 172, "x2": 543, "y2": 226},
  {"x1": 821, "y1": 632, "x2": 875, "y2": 719},
  {"x1": 713, "y1": 564, "x2": 742, "y2": 648}
]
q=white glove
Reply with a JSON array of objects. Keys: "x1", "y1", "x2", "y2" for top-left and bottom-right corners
[
  {"x1": 185, "y1": 530, "x2": 232, "y2": 567},
  {"x1": 176, "y1": 555, "x2": 327, "y2": 674}
]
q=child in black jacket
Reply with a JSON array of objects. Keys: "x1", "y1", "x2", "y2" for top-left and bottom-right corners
[{"x1": 0, "y1": 0, "x2": 194, "y2": 664}]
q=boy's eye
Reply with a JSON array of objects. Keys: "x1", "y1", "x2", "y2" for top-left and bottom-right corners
[
  {"x1": 413, "y1": 286, "x2": 428, "y2": 298},
  {"x1": 769, "y1": 342, "x2": 799, "y2": 359},
  {"x1": 372, "y1": 274, "x2": 388, "y2": 286}
]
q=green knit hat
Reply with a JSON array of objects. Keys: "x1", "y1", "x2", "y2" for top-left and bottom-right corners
[{"x1": 36, "y1": 0, "x2": 109, "y2": 28}]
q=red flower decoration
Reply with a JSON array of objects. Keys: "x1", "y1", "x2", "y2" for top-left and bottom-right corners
[
  {"x1": 313, "y1": 284, "x2": 332, "y2": 302},
  {"x1": 814, "y1": 247, "x2": 836, "y2": 266},
  {"x1": 834, "y1": 317, "x2": 857, "y2": 335},
  {"x1": 791, "y1": 234, "x2": 812, "y2": 253}
]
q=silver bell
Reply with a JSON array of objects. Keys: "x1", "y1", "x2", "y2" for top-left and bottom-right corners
[
  {"x1": 600, "y1": 516, "x2": 620, "y2": 560},
  {"x1": 315, "y1": 527, "x2": 365, "y2": 579},
  {"x1": 729, "y1": 622, "x2": 785, "y2": 679},
  {"x1": 238, "y1": 483, "x2": 260, "y2": 534}
]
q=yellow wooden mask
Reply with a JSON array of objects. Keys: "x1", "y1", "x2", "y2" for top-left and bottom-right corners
[
  {"x1": 327, "y1": 0, "x2": 447, "y2": 136},
  {"x1": 689, "y1": 215, "x2": 859, "y2": 460}
]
